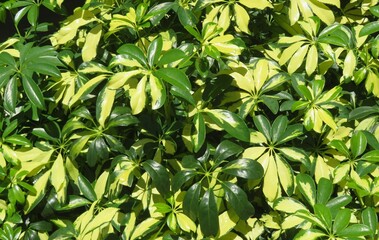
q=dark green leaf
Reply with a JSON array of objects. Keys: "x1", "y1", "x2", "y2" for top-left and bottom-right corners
[
  {"x1": 14, "y1": 6, "x2": 31, "y2": 26},
  {"x1": 222, "y1": 181, "x2": 255, "y2": 220},
  {"x1": 214, "y1": 140, "x2": 243, "y2": 164},
  {"x1": 253, "y1": 115, "x2": 271, "y2": 142},
  {"x1": 223, "y1": 158, "x2": 264, "y2": 180},
  {"x1": 198, "y1": 190, "x2": 219, "y2": 237},
  {"x1": 108, "y1": 114, "x2": 139, "y2": 128},
  {"x1": 271, "y1": 115, "x2": 288, "y2": 143},
  {"x1": 32, "y1": 128, "x2": 57, "y2": 142},
  {"x1": 183, "y1": 182, "x2": 201, "y2": 220},
  {"x1": 29, "y1": 221, "x2": 52, "y2": 232},
  {"x1": 145, "y1": 2, "x2": 174, "y2": 25},
  {"x1": 205, "y1": 109, "x2": 250, "y2": 142},
  {"x1": 154, "y1": 68, "x2": 191, "y2": 91},
  {"x1": 172, "y1": 170, "x2": 197, "y2": 192},
  {"x1": 351, "y1": 131, "x2": 367, "y2": 158},
  {"x1": 142, "y1": 160, "x2": 171, "y2": 197},
  {"x1": 147, "y1": 36, "x2": 163, "y2": 67},
  {"x1": 4, "y1": 76, "x2": 17, "y2": 113},
  {"x1": 202, "y1": 75, "x2": 233, "y2": 102},
  {"x1": 54, "y1": 195, "x2": 91, "y2": 211},
  {"x1": 170, "y1": 85, "x2": 195, "y2": 105},
  {"x1": 22, "y1": 75, "x2": 45, "y2": 110},
  {"x1": 316, "y1": 178, "x2": 333, "y2": 205},
  {"x1": 177, "y1": 6, "x2": 197, "y2": 27},
  {"x1": 117, "y1": 44, "x2": 147, "y2": 67},
  {"x1": 30, "y1": 63, "x2": 61, "y2": 77},
  {"x1": 78, "y1": 174, "x2": 97, "y2": 202}
]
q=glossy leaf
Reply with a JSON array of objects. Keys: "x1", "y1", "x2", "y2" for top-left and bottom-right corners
[
  {"x1": 205, "y1": 109, "x2": 250, "y2": 142},
  {"x1": 222, "y1": 182, "x2": 255, "y2": 220},
  {"x1": 223, "y1": 158, "x2": 263, "y2": 180},
  {"x1": 142, "y1": 160, "x2": 171, "y2": 197},
  {"x1": 198, "y1": 190, "x2": 219, "y2": 237}
]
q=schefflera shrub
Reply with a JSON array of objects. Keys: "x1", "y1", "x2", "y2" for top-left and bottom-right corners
[{"x1": 0, "y1": 0, "x2": 379, "y2": 239}]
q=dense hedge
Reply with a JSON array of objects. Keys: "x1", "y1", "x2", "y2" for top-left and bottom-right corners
[{"x1": 0, "y1": 0, "x2": 379, "y2": 239}]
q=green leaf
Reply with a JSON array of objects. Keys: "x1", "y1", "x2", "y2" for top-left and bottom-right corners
[
  {"x1": 183, "y1": 182, "x2": 201, "y2": 220},
  {"x1": 205, "y1": 109, "x2": 250, "y2": 142},
  {"x1": 78, "y1": 174, "x2": 97, "y2": 202},
  {"x1": 27, "y1": 5, "x2": 39, "y2": 26},
  {"x1": 329, "y1": 140, "x2": 350, "y2": 157},
  {"x1": 4, "y1": 76, "x2": 17, "y2": 113},
  {"x1": 222, "y1": 158, "x2": 264, "y2": 180},
  {"x1": 54, "y1": 195, "x2": 91, "y2": 211},
  {"x1": 214, "y1": 140, "x2": 243, "y2": 164},
  {"x1": 318, "y1": 24, "x2": 355, "y2": 48},
  {"x1": 145, "y1": 2, "x2": 174, "y2": 25},
  {"x1": 314, "y1": 204, "x2": 332, "y2": 231},
  {"x1": 326, "y1": 195, "x2": 352, "y2": 215},
  {"x1": 4, "y1": 135, "x2": 31, "y2": 146},
  {"x1": 172, "y1": 170, "x2": 197, "y2": 192},
  {"x1": 177, "y1": 6, "x2": 197, "y2": 27},
  {"x1": 359, "y1": 21, "x2": 379, "y2": 36},
  {"x1": 349, "y1": 106, "x2": 379, "y2": 120},
  {"x1": 147, "y1": 36, "x2": 162, "y2": 67},
  {"x1": 222, "y1": 182, "x2": 255, "y2": 220},
  {"x1": 296, "y1": 173, "x2": 316, "y2": 207},
  {"x1": 316, "y1": 178, "x2": 333, "y2": 205},
  {"x1": 149, "y1": 74, "x2": 166, "y2": 110},
  {"x1": 198, "y1": 190, "x2": 219, "y2": 237},
  {"x1": 360, "y1": 150, "x2": 379, "y2": 162},
  {"x1": 362, "y1": 207, "x2": 377, "y2": 238},
  {"x1": 338, "y1": 224, "x2": 372, "y2": 238},
  {"x1": 117, "y1": 44, "x2": 147, "y2": 67},
  {"x1": 157, "y1": 49, "x2": 187, "y2": 66},
  {"x1": 154, "y1": 68, "x2": 191, "y2": 91},
  {"x1": 351, "y1": 131, "x2": 367, "y2": 158},
  {"x1": 22, "y1": 75, "x2": 45, "y2": 110},
  {"x1": 253, "y1": 115, "x2": 271, "y2": 142},
  {"x1": 333, "y1": 209, "x2": 351, "y2": 234},
  {"x1": 142, "y1": 160, "x2": 171, "y2": 197}
]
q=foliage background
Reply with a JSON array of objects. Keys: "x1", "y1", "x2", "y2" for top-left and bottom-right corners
[{"x1": 0, "y1": 0, "x2": 379, "y2": 239}]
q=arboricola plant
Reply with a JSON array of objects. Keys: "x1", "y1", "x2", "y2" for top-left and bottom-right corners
[{"x1": 0, "y1": 0, "x2": 379, "y2": 239}]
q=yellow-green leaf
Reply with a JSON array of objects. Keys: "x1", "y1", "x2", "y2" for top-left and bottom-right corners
[
  {"x1": 263, "y1": 156, "x2": 280, "y2": 201},
  {"x1": 218, "y1": 5, "x2": 231, "y2": 33},
  {"x1": 82, "y1": 24, "x2": 102, "y2": 62},
  {"x1": 69, "y1": 74, "x2": 109, "y2": 107},
  {"x1": 130, "y1": 76, "x2": 147, "y2": 115},
  {"x1": 177, "y1": 212, "x2": 197, "y2": 233},
  {"x1": 50, "y1": 154, "x2": 67, "y2": 203},
  {"x1": 318, "y1": 108, "x2": 337, "y2": 131},
  {"x1": 107, "y1": 70, "x2": 141, "y2": 90},
  {"x1": 239, "y1": 0, "x2": 272, "y2": 9},
  {"x1": 288, "y1": 44, "x2": 309, "y2": 74},
  {"x1": 276, "y1": 155, "x2": 294, "y2": 196},
  {"x1": 97, "y1": 88, "x2": 116, "y2": 127},
  {"x1": 279, "y1": 41, "x2": 305, "y2": 66},
  {"x1": 130, "y1": 218, "x2": 161, "y2": 240},
  {"x1": 149, "y1": 74, "x2": 166, "y2": 110},
  {"x1": 343, "y1": 50, "x2": 356, "y2": 77},
  {"x1": 234, "y1": 4, "x2": 250, "y2": 33},
  {"x1": 24, "y1": 170, "x2": 51, "y2": 214},
  {"x1": 274, "y1": 197, "x2": 307, "y2": 213},
  {"x1": 306, "y1": 44, "x2": 318, "y2": 75}
]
